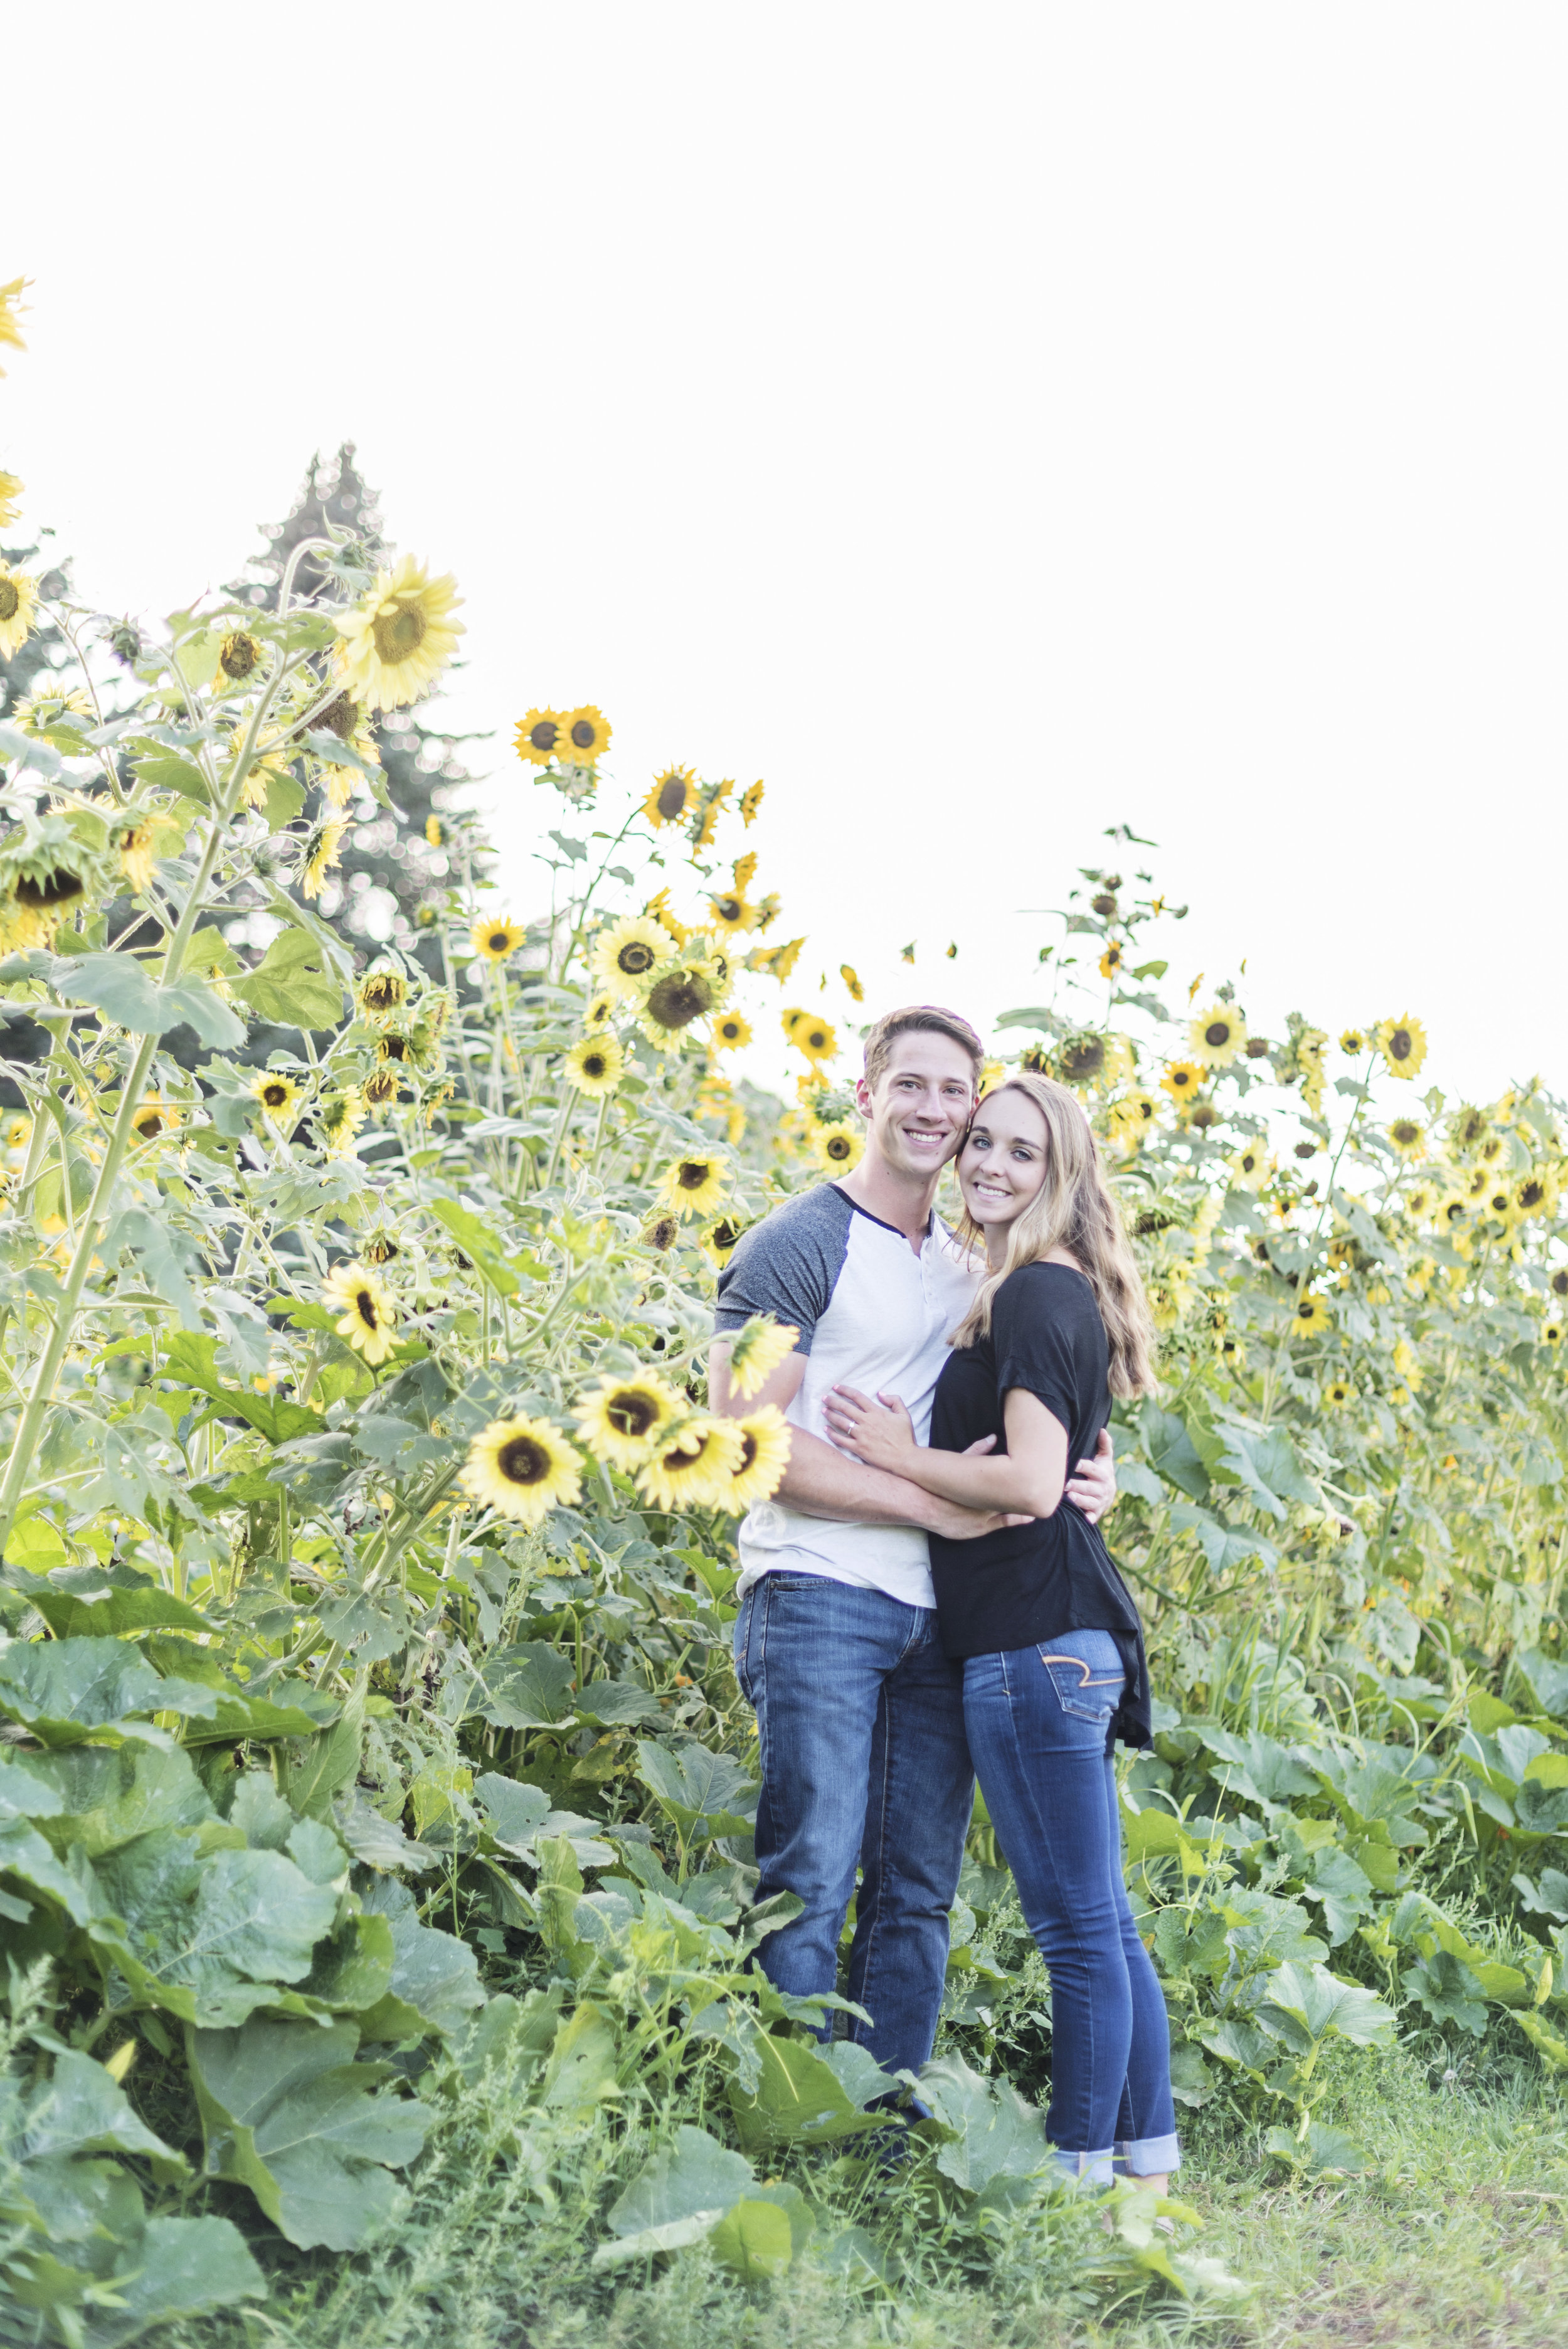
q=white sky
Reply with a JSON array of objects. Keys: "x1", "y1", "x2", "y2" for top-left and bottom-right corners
[{"x1": 8, "y1": 5, "x2": 1566, "y2": 1108}]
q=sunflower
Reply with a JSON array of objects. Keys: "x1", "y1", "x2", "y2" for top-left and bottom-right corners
[
  {"x1": 515, "y1": 709, "x2": 564, "y2": 765},
  {"x1": 1402, "y1": 1179, "x2": 1442, "y2": 1223},
  {"x1": 1450, "y1": 1104, "x2": 1489, "y2": 1153},
  {"x1": 300, "y1": 820, "x2": 347, "y2": 899},
  {"x1": 739, "y1": 780, "x2": 765, "y2": 826},
  {"x1": 794, "y1": 1015, "x2": 838, "y2": 1064},
  {"x1": 0, "y1": 566, "x2": 40, "y2": 661},
  {"x1": 1190, "y1": 1004, "x2": 1247, "y2": 1068},
  {"x1": 1514, "y1": 1169, "x2": 1559, "y2": 1221},
  {"x1": 130, "y1": 1095, "x2": 176, "y2": 1142},
  {"x1": 703, "y1": 1214, "x2": 748, "y2": 1265},
  {"x1": 336, "y1": 555, "x2": 465, "y2": 713},
  {"x1": 322, "y1": 1261, "x2": 398, "y2": 1366},
  {"x1": 1339, "y1": 1028, "x2": 1369, "y2": 1056},
  {"x1": 1436, "y1": 1191, "x2": 1470, "y2": 1232},
  {"x1": 722, "y1": 1313, "x2": 800, "y2": 1398},
  {"x1": 1476, "y1": 1132, "x2": 1508, "y2": 1169},
  {"x1": 13, "y1": 686, "x2": 92, "y2": 738},
  {"x1": 1147, "y1": 1266, "x2": 1194, "y2": 1332},
  {"x1": 637, "y1": 1415, "x2": 745, "y2": 1512},
  {"x1": 566, "y1": 1033, "x2": 623, "y2": 1096},
  {"x1": 115, "y1": 824, "x2": 157, "y2": 896},
  {"x1": 1289, "y1": 1292, "x2": 1332, "y2": 1339},
  {"x1": 706, "y1": 891, "x2": 755, "y2": 934},
  {"x1": 1387, "y1": 1117, "x2": 1426, "y2": 1161},
  {"x1": 316, "y1": 1091, "x2": 366, "y2": 1155},
  {"x1": 1099, "y1": 941, "x2": 1126, "y2": 981},
  {"x1": 0, "y1": 471, "x2": 21, "y2": 530},
  {"x1": 1377, "y1": 1014, "x2": 1428, "y2": 1081},
  {"x1": 1161, "y1": 1061, "x2": 1204, "y2": 1101},
  {"x1": 4, "y1": 1114, "x2": 29, "y2": 1151},
  {"x1": 691, "y1": 782, "x2": 733, "y2": 849},
  {"x1": 462, "y1": 1414, "x2": 583, "y2": 1524},
  {"x1": 357, "y1": 968, "x2": 409, "y2": 1021},
  {"x1": 253, "y1": 1073, "x2": 302, "y2": 1124},
  {"x1": 573, "y1": 1373, "x2": 680, "y2": 1470},
  {"x1": 812, "y1": 1120, "x2": 864, "y2": 1175},
  {"x1": 640, "y1": 958, "x2": 725, "y2": 1048},
  {"x1": 1229, "y1": 1143, "x2": 1271, "y2": 1191},
  {"x1": 1550, "y1": 1267, "x2": 1568, "y2": 1300},
  {"x1": 0, "y1": 277, "x2": 27, "y2": 372},
  {"x1": 659, "y1": 1153, "x2": 728, "y2": 1219},
  {"x1": 746, "y1": 936, "x2": 804, "y2": 982},
  {"x1": 711, "y1": 1405, "x2": 792, "y2": 1512},
  {"x1": 643, "y1": 765, "x2": 699, "y2": 827},
  {"x1": 644, "y1": 1212, "x2": 681, "y2": 1251},
  {"x1": 217, "y1": 630, "x2": 263, "y2": 684},
  {"x1": 1544, "y1": 1320, "x2": 1565, "y2": 1348},
  {"x1": 591, "y1": 915, "x2": 667, "y2": 997},
  {"x1": 364, "y1": 1066, "x2": 403, "y2": 1108},
  {"x1": 1483, "y1": 1181, "x2": 1516, "y2": 1223},
  {"x1": 472, "y1": 915, "x2": 526, "y2": 963},
  {"x1": 1460, "y1": 1164, "x2": 1492, "y2": 1206},
  {"x1": 362, "y1": 1233, "x2": 400, "y2": 1265},
  {"x1": 710, "y1": 1010, "x2": 753, "y2": 1054},
  {"x1": 1323, "y1": 1376, "x2": 1355, "y2": 1407},
  {"x1": 560, "y1": 704, "x2": 611, "y2": 763}
]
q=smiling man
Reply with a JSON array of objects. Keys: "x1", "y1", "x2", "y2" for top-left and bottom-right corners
[{"x1": 711, "y1": 1004, "x2": 1116, "y2": 2089}]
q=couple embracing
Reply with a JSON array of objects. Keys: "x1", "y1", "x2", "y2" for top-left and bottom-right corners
[{"x1": 711, "y1": 1003, "x2": 1178, "y2": 2193}]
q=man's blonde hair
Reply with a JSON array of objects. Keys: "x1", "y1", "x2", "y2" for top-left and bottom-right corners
[{"x1": 862, "y1": 1004, "x2": 983, "y2": 1090}]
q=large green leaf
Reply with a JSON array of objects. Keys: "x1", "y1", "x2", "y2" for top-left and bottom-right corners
[
  {"x1": 31, "y1": 1742, "x2": 212, "y2": 1857},
  {"x1": 0, "y1": 1636, "x2": 212, "y2": 1746},
  {"x1": 49, "y1": 950, "x2": 245, "y2": 1046},
  {"x1": 1249, "y1": 1961, "x2": 1397, "y2": 2055},
  {"x1": 1139, "y1": 1402, "x2": 1210, "y2": 1500},
  {"x1": 157, "y1": 1330, "x2": 323, "y2": 1445},
  {"x1": 83, "y1": 2215, "x2": 266, "y2": 2348},
  {"x1": 1195, "y1": 1726, "x2": 1320, "y2": 1806},
  {"x1": 634, "y1": 1739, "x2": 758, "y2": 1841},
  {"x1": 596, "y1": 2123, "x2": 755, "y2": 2264},
  {"x1": 575, "y1": 1678, "x2": 665, "y2": 1729},
  {"x1": 20, "y1": 2049, "x2": 186, "y2": 2182},
  {"x1": 0, "y1": 1816, "x2": 97, "y2": 1922},
  {"x1": 0, "y1": 1750, "x2": 66, "y2": 1821},
  {"x1": 539, "y1": 2000, "x2": 621, "y2": 2116},
  {"x1": 709, "y1": 2197, "x2": 796, "y2": 2281},
  {"x1": 188, "y1": 2016, "x2": 432, "y2": 2251},
  {"x1": 728, "y1": 2030, "x2": 884, "y2": 2151},
  {"x1": 26, "y1": 1563, "x2": 216, "y2": 1640},
  {"x1": 90, "y1": 1828, "x2": 338, "y2": 2025},
  {"x1": 354, "y1": 1875, "x2": 485, "y2": 2040},
  {"x1": 231, "y1": 925, "x2": 346, "y2": 1029},
  {"x1": 918, "y1": 2053, "x2": 1053, "y2": 2201},
  {"x1": 429, "y1": 1197, "x2": 522, "y2": 1296},
  {"x1": 445, "y1": 1640, "x2": 576, "y2": 1732}
]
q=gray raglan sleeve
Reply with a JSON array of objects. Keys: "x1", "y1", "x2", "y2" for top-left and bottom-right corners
[{"x1": 712, "y1": 1184, "x2": 853, "y2": 1355}]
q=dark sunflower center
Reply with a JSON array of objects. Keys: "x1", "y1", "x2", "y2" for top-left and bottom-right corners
[
  {"x1": 716, "y1": 898, "x2": 741, "y2": 922},
  {"x1": 318, "y1": 692, "x2": 358, "y2": 740},
  {"x1": 1205, "y1": 1022, "x2": 1229, "y2": 1047},
  {"x1": 806, "y1": 1030, "x2": 827, "y2": 1051},
  {"x1": 1062, "y1": 1041, "x2": 1105, "y2": 1081},
  {"x1": 137, "y1": 1113, "x2": 164, "y2": 1137},
  {"x1": 373, "y1": 601, "x2": 427, "y2": 662},
  {"x1": 220, "y1": 634, "x2": 259, "y2": 679},
  {"x1": 825, "y1": 1135, "x2": 852, "y2": 1160},
  {"x1": 1389, "y1": 1030, "x2": 1412, "y2": 1061},
  {"x1": 647, "y1": 972, "x2": 711, "y2": 1028},
  {"x1": 581, "y1": 1052, "x2": 607, "y2": 1079},
  {"x1": 487, "y1": 932, "x2": 511, "y2": 953},
  {"x1": 571, "y1": 719, "x2": 595, "y2": 749},
  {"x1": 676, "y1": 1161, "x2": 712, "y2": 1191},
  {"x1": 1522, "y1": 1182, "x2": 1545, "y2": 1208},
  {"x1": 262, "y1": 1084, "x2": 289, "y2": 1109},
  {"x1": 607, "y1": 1391, "x2": 660, "y2": 1438},
  {"x1": 363, "y1": 975, "x2": 403, "y2": 1010},
  {"x1": 738, "y1": 1433, "x2": 758, "y2": 1472},
  {"x1": 649, "y1": 1217, "x2": 678, "y2": 1248},
  {"x1": 656, "y1": 775, "x2": 688, "y2": 820},
  {"x1": 712, "y1": 1220, "x2": 741, "y2": 1249},
  {"x1": 1394, "y1": 1124, "x2": 1417, "y2": 1145},
  {"x1": 530, "y1": 719, "x2": 559, "y2": 753},
  {"x1": 497, "y1": 1435, "x2": 549, "y2": 1487},
  {"x1": 353, "y1": 1286, "x2": 379, "y2": 1330},
  {"x1": 15, "y1": 869, "x2": 85, "y2": 911},
  {"x1": 381, "y1": 1036, "x2": 409, "y2": 1060},
  {"x1": 617, "y1": 940, "x2": 656, "y2": 976},
  {"x1": 0, "y1": 581, "x2": 18, "y2": 620}
]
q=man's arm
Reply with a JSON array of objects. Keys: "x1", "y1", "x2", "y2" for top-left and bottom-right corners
[{"x1": 711, "y1": 1344, "x2": 1027, "y2": 1542}]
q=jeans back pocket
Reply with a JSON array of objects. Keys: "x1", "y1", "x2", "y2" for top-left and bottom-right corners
[{"x1": 1037, "y1": 1630, "x2": 1125, "y2": 1723}]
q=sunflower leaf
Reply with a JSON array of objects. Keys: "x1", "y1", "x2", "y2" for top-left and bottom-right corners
[{"x1": 231, "y1": 926, "x2": 346, "y2": 1029}]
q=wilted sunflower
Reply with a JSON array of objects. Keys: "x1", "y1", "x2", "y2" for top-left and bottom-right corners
[
  {"x1": 0, "y1": 565, "x2": 40, "y2": 660},
  {"x1": 1147, "y1": 1266, "x2": 1194, "y2": 1332},
  {"x1": 1387, "y1": 1117, "x2": 1426, "y2": 1160},
  {"x1": 1189, "y1": 1004, "x2": 1247, "y2": 1068},
  {"x1": 300, "y1": 820, "x2": 347, "y2": 900},
  {"x1": 317, "y1": 1091, "x2": 366, "y2": 1155},
  {"x1": 471, "y1": 915, "x2": 526, "y2": 963},
  {"x1": 130, "y1": 1095, "x2": 176, "y2": 1142},
  {"x1": 1450, "y1": 1104, "x2": 1490, "y2": 1153},
  {"x1": 644, "y1": 1212, "x2": 681, "y2": 1251},
  {"x1": 748, "y1": 936, "x2": 804, "y2": 982},
  {"x1": 362, "y1": 1233, "x2": 400, "y2": 1265},
  {"x1": 336, "y1": 554, "x2": 465, "y2": 713},
  {"x1": 691, "y1": 782, "x2": 733, "y2": 850},
  {"x1": 218, "y1": 630, "x2": 262, "y2": 683},
  {"x1": 642, "y1": 765, "x2": 699, "y2": 827},
  {"x1": 1476, "y1": 1132, "x2": 1508, "y2": 1169},
  {"x1": 462, "y1": 1414, "x2": 583, "y2": 1525},
  {"x1": 561, "y1": 704, "x2": 611, "y2": 763},
  {"x1": 1290, "y1": 1292, "x2": 1332, "y2": 1338},
  {"x1": 739, "y1": 780, "x2": 765, "y2": 825},
  {"x1": 1323, "y1": 1376, "x2": 1355, "y2": 1407},
  {"x1": 322, "y1": 1261, "x2": 398, "y2": 1366},
  {"x1": 1339, "y1": 1027, "x2": 1369, "y2": 1056},
  {"x1": 1161, "y1": 1061, "x2": 1204, "y2": 1101},
  {"x1": 253, "y1": 1073, "x2": 302, "y2": 1124},
  {"x1": 1229, "y1": 1143, "x2": 1270, "y2": 1190},
  {"x1": 812, "y1": 1120, "x2": 864, "y2": 1174},
  {"x1": 565, "y1": 1033, "x2": 623, "y2": 1096},
  {"x1": 515, "y1": 709, "x2": 564, "y2": 765},
  {"x1": 1056, "y1": 1034, "x2": 1108, "y2": 1086},
  {"x1": 592, "y1": 914, "x2": 667, "y2": 997},
  {"x1": 659, "y1": 1153, "x2": 728, "y2": 1219},
  {"x1": 706, "y1": 891, "x2": 755, "y2": 934},
  {"x1": 573, "y1": 1373, "x2": 680, "y2": 1471},
  {"x1": 364, "y1": 1067, "x2": 402, "y2": 1108},
  {"x1": 640, "y1": 958, "x2": 725, "y2": 1049},
  {"x1": 711, "y1": 1405, "x2": 792, "y2": 1511},
  {"x1": 637, "y1": 1415, "x2": 745, "y2": 1512},
  {"x1": 357, "y1": 968, "x2": 409, "y2": 1020},
  {"x1": 1099, "y1": 941, "x2": 1126, "y2": 981},
  {"x1": 1377, "y1": 1014, "x2": 1428, "y2": 1081},
  {"x1": 710, "y1": 1010, "x2": 753, "y2": 1053},
  {"x1": 1, "y1": 857, "x2": 90, "y2": 949},
  {"x1": 115, "y1": 824, "x2": 157, "y2": 896},
  {"x1": 837, "y1": 963, "x2": 865, "y2": 1005},
  {"x1": 794, "y1": 1015, "x2": 838, "y2": 1064},
  {"x1": 722, "y1": 1313, "x2": 800, "y2": 1398}
]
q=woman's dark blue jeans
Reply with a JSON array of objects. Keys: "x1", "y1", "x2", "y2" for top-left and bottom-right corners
[{"x1": 962, "y1": 1628, "x2": 1179, "y2": 2185}]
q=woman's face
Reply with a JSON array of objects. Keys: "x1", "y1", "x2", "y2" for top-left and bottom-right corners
[{"x1": 957, "y1": 1088, "x2": 1051, "y2": 1233}]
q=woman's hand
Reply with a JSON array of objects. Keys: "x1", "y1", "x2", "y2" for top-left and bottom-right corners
[{"x1": 824, "y1": 1384, "x2": 919, "y2": 1473}]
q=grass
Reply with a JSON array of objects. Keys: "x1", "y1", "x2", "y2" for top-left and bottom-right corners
[{"x1": 156, "y1": 2028, "x2": 1568, "y2": 2349}]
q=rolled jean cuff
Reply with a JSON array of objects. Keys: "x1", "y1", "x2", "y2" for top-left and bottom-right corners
[
  {"x1": 1052, "y1": 2148, "x2": 1115, "y2": 2188},
  {"x1": 1113, "y1": 2133, "x2": 1180, "y2": 2177}
]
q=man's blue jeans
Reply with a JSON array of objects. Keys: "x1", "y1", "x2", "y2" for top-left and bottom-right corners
[
  {"x1": 733, "y1": 1572, "x2": 974, "y2": 2079},
  {"x1": 963, "y1": 1628, "x2": 1179, "y2": 2183}
]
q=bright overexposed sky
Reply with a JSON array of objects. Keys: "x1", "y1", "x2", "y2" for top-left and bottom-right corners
[{"x1": 7, "y1": 5, "x2": 1566, "y2": 1106}]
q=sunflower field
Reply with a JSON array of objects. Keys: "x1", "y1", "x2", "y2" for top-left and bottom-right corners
[{"x1": 3, "y1": 293, "x2": 1568, "y2": 2349}]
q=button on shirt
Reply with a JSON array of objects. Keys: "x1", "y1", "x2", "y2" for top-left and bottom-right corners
[{"x1": 714, "y1": 1182, "x2": 980, "y2": 1608}]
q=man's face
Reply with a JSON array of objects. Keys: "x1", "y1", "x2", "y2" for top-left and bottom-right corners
[{"x1": 856, "y1": 1034, "x2": 977, "y2": 1182}]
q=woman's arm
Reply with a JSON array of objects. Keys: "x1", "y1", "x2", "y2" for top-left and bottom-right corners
[{"x1": 822, "y1": 1384, "x2": 1069, "y2": 1520}]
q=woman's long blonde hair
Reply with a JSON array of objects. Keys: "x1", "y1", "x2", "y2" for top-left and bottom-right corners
[{"x1": 949, "y1": 1074, "x2": 1156, "y2": 1397}]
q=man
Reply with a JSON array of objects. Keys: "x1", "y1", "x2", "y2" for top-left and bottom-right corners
[{"x1": 711, "y1": 1004, "x2": 1116, "y2": 2084}]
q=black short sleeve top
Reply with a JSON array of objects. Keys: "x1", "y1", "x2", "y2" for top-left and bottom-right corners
[{"x1": 928, "y1": 1259, "x2": 1152, "y2": 1747}]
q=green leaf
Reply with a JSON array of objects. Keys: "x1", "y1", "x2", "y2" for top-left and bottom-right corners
[
  {"x1": 1402, "y1": 1948, "x2": 1488, "y2": 2037},
  {"x1": 49, "y1": 950, "x2": 244, "y2": 1046},
  {"x1": 447, "y1": 1641, "x2": 576, "y2": 1732},
  {"x1": 231, "y1": 926, "x2": 346, "y2": 1029},
  {"x1": 188, "y1": 2016, "x2": 432, "y2": 2251},
  {"x1": 918, "y1": 2053, "x2": 1053, "y2": 2200},
  {"x1": 575, "y1": 1678, "x2": 665, "y2": 1729},
  {"x1": 130, "y1": 745, "x2": 211, "y2": 802},
  {"x1": 430, "y1": 1198, "x2": 522, "y2": 1296},
  {"x1": 603, "y1": 2122, "x2": 755, "y2": 2252},
  {"x1": 1139, "y1": 1403, "x2": 1210, "y2": 1500},
  {"x1": 156, "y1": 1330, "x2": 324, "y2": 1445},
  {"x1": 0, "y1": 1635, "x2": 179, "y2": 1745},
  {"x1": 30, "y1": 1742, "x2": 212, "y2": 1857},
  {"x1": 729, "y1": 2030, "x2": 884, "y2": 2153},
  {"x1": 82, "y1": 2214, "x2": 265, "y2": 2348},
  {"x1": 1265, "y1": 2121, "x2": 1369, "y2": 2176},
  {"x1": 634, "y1": 1739, "x2": 759, "y2": 1842},
  {"x1": 1517, "y1": 1648, "x2": 1568, "y2": 1720},
  {"x1": 21, "y1": 2048, "x2": 188, "y2": 2183},
  {"x1": 107, "y1": 1208, "x2": 204, "y2": 1330},
  {"x1": 1516, "y1": 2008, "x2": 1568, "y2": 2072},
  {"x1": 709, "y1": 2197, "x2": 795, "y2": 2280},
  {"x1": 26, "y1": 1564, "x2": 216, "y2": 1640},
  {"x1": 354, "y1": 1875, "x2": 485, "y2": 2040},
  {"x1": 90, "y1": 1829, "x2": 338, "y2": 2025},
  {"x1": 0, "y1": 1749, "x2": 68, "y2": 1821},
  {"x1": 540, "y1": 2000, "x2": 622, "y2": 2116},
  {"x1": 262, "y1": 768, "x2": 307, "y2": 833},
  {"x1": 1249, "y1": 1960, "x2": 1397, "y2": 2054}
]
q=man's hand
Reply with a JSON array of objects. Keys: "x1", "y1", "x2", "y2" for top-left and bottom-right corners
[
  {"x1": 1065, "y1": 1426, "x2": 1116, "y2": 1524},
  {"x1": 919, "y1": 1492, "x2": 1033, "y2": 1540}
]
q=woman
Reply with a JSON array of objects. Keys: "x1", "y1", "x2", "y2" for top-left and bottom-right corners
[{"x1": 823, "y1": 1073, "x2": 1176, "y2": 2194}]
